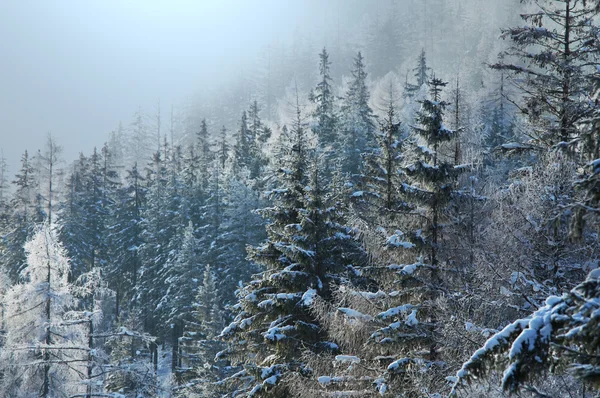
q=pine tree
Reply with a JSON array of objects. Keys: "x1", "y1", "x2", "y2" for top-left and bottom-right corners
[
  {"x1": 1, "y1": 150, "x2": 43, "y2": 283},
  {"x1": 217, "y1": 167, "x2": 265, "y2": 305},
  {"x1": 406, "y1": 75, "x2": 462, "y2": 270},
  {"x1": 0, "y1": 153, "x2": 9, "y2": 235},
  {"x1": 0, "y1": 223, "x2": 86, "y2": 397},
  {"x1": 492, "y1": 0, "x2": 600, "y2": 151},
  {"x1": 325, "y1": 76, "x2": 466, "y2": 396},
  {"x1": 157, "y1": 221, "x2": 201, "y2": 376},
  {"x1": 355, "y1": 90, "x2": 408, "y2": 221},
  {"x1": 364, "y1": 75, "x2": 465, "y2": 393},
  {"x1": 127, "y1": 107, "x2": 152, "y2": 166},
  {"x1": 106, "y1": 163, "x2": 145, "y2": 318},
  {"x1": 249, "y1": 99, "x2": 272, "y2": 146},
  {"x1": 232, "y1": 111, "x2": 252, "y2": 174},
  {"x1": 177, "y1": 265, "x2": 228, "y2": 396},
  {"x1": 404, "y1": 49, "x2": 431, "y2": 98},
  {"x1": 310, "y1": 48, "x2": 338, "y2": 146},
  {"x1": 220, "y1": 93, "x2": 368, "y2": 395},
  {"x1": 59, "y1": 147, "x2": 112, "y2": 281},
  {"x1": 452, "y1": 267, "x2": 600, "y2": 395},
  {"x1": 220, "y1": 100, "x2": 321, "y2": 396},
  {"x1": 340, "y1": 51, "x2": 376, "y2": 179},
  {"x1": 138, "y1": 149, "x2": 182, "y2": 338}
]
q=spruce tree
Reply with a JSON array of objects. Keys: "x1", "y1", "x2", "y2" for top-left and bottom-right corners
[
  {"x1": 106, "y1": 162, "x2": 145, "y2": 318},
  {"x1": 322, "y1": 76, "x2": 465, "y2": 396},
  {"x1": 492, "y1": 0, "x2": 600, "y2": 151},
  {"x1": 404, "y1": 49, "x2": 431, "y2": 98},
  {"x1": 177, "y1": 265, "x2": 228, "y2": 396},
  {"x1": 340, "y1": 51, "x2": 376, "y2": 179},
  {"x1": 1, "y1": 151, "x2": 43, "y2": 283},
  {"x1": 0, "y1": 223, "x2": 86, "y2": 397},
  {"x1": 220, "y1": 101, "x2": 322, "y2": 396},
  {"x1": 220, "y1": 92, "x2": 368, "y2": 395},
  {"x1": 310, "y1": 48, "x2": 337, "y2": 146}
]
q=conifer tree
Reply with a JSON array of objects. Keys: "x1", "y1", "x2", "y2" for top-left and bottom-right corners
[
  {"x1": 321, "y1": 76, "x2": 466, "y2": 396},
  {"x1": 492, "y1": 0, "x2": 600, "y2": 150},
  {"x1": 220, "y1": 100, "x2": 322, "y2": 396},
  {"x1": 1, "y1": 150, "x2": 43, "y2": 283},
  {"x1": 221, "y1": 93, "x2": 368, "y2": 395},
  {"x1": 0, "y1": 153, "x2": 9, "y2": 235},
  {"x1": 0, "y1": 223, "x2": 86, "y2": 397},
  {"x1": 363, "y1": 75, "x2": 465, "y2": 393},
  {"x1": 177, "y1": 265, "x2": 228, "y2": 396},
  {"x1": 249, "y1": 99, "x2": 272, "y2": 146},
  {"x1": 340, "y1": 51, "x2": 376, "y2": 179},
  {"x1": 106, "y1": 162, "x2": 145, "y2": 318},
  {"x1": 310, "y1": 48, "x2": 337, "y2": 146},
  {"x1": 355, "y1": 91, "x2": 408, "y2": 220},
  {"x1": 404, "y1": 49, "x2": 431, "y2": 98},
  {"x1": 158, "y1": 221, "x2": 201, "y2": 375}
]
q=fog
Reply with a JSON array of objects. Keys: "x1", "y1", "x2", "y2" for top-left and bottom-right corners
[
  {"x1": 0, "y1": 0, "x2": 356, "y2": 173},
  {"x1": 0, "y1": 0, "x2": 518, "y2": 175}
]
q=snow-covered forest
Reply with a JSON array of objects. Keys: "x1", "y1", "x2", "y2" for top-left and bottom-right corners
[{"x1": 3, "y1": 0, "x2": 600, "y2": 396}]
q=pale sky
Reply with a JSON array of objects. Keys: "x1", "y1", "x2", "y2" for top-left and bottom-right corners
[{"x1": 0, "y1": 0, "x2": 347, "y2": 174}]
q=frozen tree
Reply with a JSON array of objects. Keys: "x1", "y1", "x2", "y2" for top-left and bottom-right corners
[
  {"x1": 0, "y1": 223, "x2": 86, "y2": 397},
  {"x1": 310, "y1": 48, "x2": 338, "y2": 146},
  {"x1": 339, "y1": 51, "x2": 376, "y2": 179},
  {"x1": 404, "y1": 49, "x2": 431, "y2": 98},
  {"x1": 492, "y1": 0, "x2": 600, "y2": 150},
  {"x1": 176, "y1": 265, "x2": 229, "y2": 396},
  {"x1": 36, "y1": 134, "x2": 63, "y2": 225},
  {"x1": 452, "y1": 267, "x2": 600, "y2": 395},
  {"x1": 1, "y1": 150, "x2": 43, "y2": 283}
]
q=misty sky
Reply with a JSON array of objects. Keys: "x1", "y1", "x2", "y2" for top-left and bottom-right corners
[{"x1": 0, "y1": 0, "x2": 354, "y2": 174}]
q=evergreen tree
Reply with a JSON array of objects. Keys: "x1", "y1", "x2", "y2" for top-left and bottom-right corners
[
  {"x1": 364, "y1": 75, "x2": 465, "y2": 393},
  {"x1": 0, "y1": 223, "x2": 86, "y2": 397},
  {"x1": 355, "y1": 91, "x2": 408, "y2": 220},
  {"x1": 59, "y1": 147, "x2": 112, "y2": 281},
  {"x1": 404, "y1": 49, "x2": 431, "y2": 98},
  {"x1": 452, "y1": 267, "x2": 600, "y2": 395},
  {"x1": 221, "y1": 95, "x2": 367, "y2": 395},
  {"x1": 138, "y1": 149, "x2": 181, "y2": 337},
  {"x1": 340, "y1": 51, "x2": 376, "y2": 179},
  {"x1": 1, "y1": 150, "x2": 43, "y2": 283},
  {"x1": 158, "y1": 222, "x2": 201, "y2": 375},
  {"x1": 220, "y1": 101, "x2": 321, "y2": 396},
  {"x1": 492, "y1": 0, "x2": 600, "y2": 151},
  {"x1": 177, "y1": 265, "x2": 229, "y2": 396},
  {"x1": 310, "y1": 48, "x2": 338, "y2": 146},
  {"x1": 0, "y1": 153, "x2": 9, "y2": 234},
  {"x1": 217, "y1": 167, "x2": 265, "y2": 305},
  {"x1": 321, "y1": 76, "x2": 466, "y2": 396},
  {"x1": 106, "y1": 163, "x2": 145, "y2": 318},
  {"x1": 249, "y1": 99, "x2": 272, "y2": 146}
]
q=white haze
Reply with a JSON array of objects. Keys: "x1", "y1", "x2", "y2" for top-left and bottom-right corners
[{"x1": 0, "y1": 0, "x2": 518, "y2": 174}]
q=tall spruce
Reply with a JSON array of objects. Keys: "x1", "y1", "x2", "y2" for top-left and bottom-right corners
[
  {"x1": 340, "y1": 51, "x2": 376, "y2": 179},
  {"x1": 492, "y1": 0, "x2": 600, "y2": 151},
  {"x1": 310, "y1": 48, "x2": 338, "y2": 146}
]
